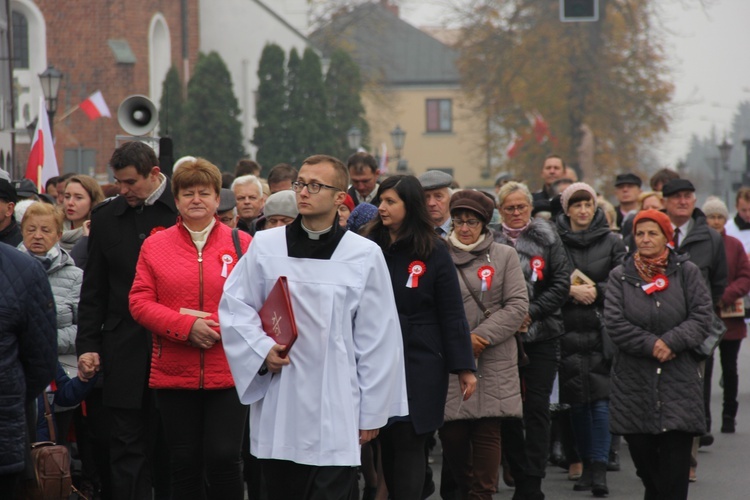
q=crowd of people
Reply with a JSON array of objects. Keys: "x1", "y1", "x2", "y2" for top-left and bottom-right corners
[{"x1": 0, "y1": 145, "x2": 747, "y2": 500}]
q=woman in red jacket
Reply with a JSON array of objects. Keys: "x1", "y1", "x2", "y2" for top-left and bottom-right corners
[
  {"x1": 130, "y1": 158, "x2": 251, "y2": 499},
  {"x1": 703, "y1": 197, "x2": 750, "y2": 435}
]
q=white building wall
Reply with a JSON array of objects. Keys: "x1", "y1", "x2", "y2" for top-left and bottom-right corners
[{"x1": 199, "y1": 0, "x2": 309, "y2": 158}]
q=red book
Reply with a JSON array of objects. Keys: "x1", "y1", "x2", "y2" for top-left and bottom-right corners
[{"x1": 259, "y1": 276, "x2": 298, "y2": 358}]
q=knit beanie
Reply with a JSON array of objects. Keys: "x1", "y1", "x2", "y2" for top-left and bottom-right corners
[
  {"x1": 632, "y1": 209, "x2": 674, "y2": 244},
  {"x1": 560, "y1": 182, "x2": 598, "y2": 214},
  {"x1": 346, "y1": 202, "x2": 379, "y2": 233},
  {"x1": 701, "y1": 196, "x2": 729, "y2": 220}
]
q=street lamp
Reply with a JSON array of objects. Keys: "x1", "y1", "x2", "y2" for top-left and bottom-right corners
[
  {"x1": 718, "y1": 138, "x2": 733, "y2": 205},
  {"x1": 347, "y1": 126, "x2": 362, "y2": 151},
  {"x1": 38, "y1": 65, "x2": 63, "y2": 137},
  {"x1": 390, "y1": 125, "x2": 406, "y2": 159}
]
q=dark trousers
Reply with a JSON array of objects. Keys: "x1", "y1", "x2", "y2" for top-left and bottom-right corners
[
  {"x1": 380, "y1": 421, "x2": 430, "y2": 499},
  {"x1": 108, "y1": 389, "x2": 169, "y2": 500},
  {"x1": 719, "y1": 339, "x2": 743, "y2": 418},
  {"x1": 156, "y1": 388, "x2": 247, "y2": 500},
  {"x1": 504, "y1": 339, "x2": 559, "y2": 478},
  {"x1": 625, "y1": 432, "x2": 693, "y2": 500},
  {"x1": 704, "y1": 353, "x2": 714, "y2": 431},
  {"x1": 77, "y1": 389, "x2": 112, "y2": 497},
  {"x1": 439, "y1": 418, "x2": 502, "y2": 499},
  {"x1": 260, "y1": 459, "x2": 357, "y2": 500}
]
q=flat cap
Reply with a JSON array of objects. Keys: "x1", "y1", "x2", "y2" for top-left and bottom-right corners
[
  {"x1": 662, "y1": 179, "x2": 695, "y2": 197},
  {"x1": 218, "y1": 188, "x2": 236, "y2": 213},
  {"x1": 494, "y1": 171, "x2": 512, "y2": 187},
  {"x1": 614, "y1": 173, "x2": 642, "y2": 187},
  {"x1": 418, "y1": 170, "x2": 453, "y2": 190},
  {"x1": 12, "y1": 178, "x2": 38, "y2": 197},
  {"x1": 0, "y1": 179, "x2": 17, "y2": 203},
  {"x1": 263, "y1": 190, "x2": 298, "y2": 219}
]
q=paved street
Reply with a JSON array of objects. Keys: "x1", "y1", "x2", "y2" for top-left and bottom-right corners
[{"x1": 426, "y1": 344, "x2": 750, "y2": 499}]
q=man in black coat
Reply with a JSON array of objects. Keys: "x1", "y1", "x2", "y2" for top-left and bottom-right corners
[
  {"x1": 76, "y1": 142, "x2": 178, "y2": 500},
  {"x1": 0, "y1": 242, "x2": 57, "y2": 494},
  {"x1": 663, "y1": 178, "x2": 728, "y2": 453},
  {"x1": 347, "y1": 152, "x2": 381, "y2": 207}
]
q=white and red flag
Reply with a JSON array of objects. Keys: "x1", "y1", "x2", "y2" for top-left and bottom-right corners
[
  {"x1": 378, "y1": 142, "x2": 389, "y2": 173},
  {"x1": 79, "y1": 90, "x2": 111, "y2": 120},
  {"x1": 24, "y1": 97, "x2": 59, "y2": 192},
  {"x1": 506, "y1": 131, "x2": 523, "y2": 159}
]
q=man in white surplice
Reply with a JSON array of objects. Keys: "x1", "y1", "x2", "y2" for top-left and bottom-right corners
[{"x1": 219, "y1": 154, "x2": 408, "y2": 498}]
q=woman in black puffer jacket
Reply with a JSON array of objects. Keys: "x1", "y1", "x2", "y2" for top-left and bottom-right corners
[{"x1": 556, "y1": 183, "x2": 625, "y2": 497}]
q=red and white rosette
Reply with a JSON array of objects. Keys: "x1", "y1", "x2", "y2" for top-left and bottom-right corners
[
  {"x1": 478, "y1": 265, "x2": 495, "y2": 291},
  {"x1": 642, "y1": 274, "x2": 668, "y2": 295},
  {"x1": 530, "y1": 256, "x2": 545, "y2": 282},
  {"x1": 219, "y1": 250, "x2": 238, "y2": 278},
  {"x1": 149, "y1": 226, "x2": 166, "y2": 236},
  {"x1": 406, "y1": 261, "x2": 426, "y2": 288}
]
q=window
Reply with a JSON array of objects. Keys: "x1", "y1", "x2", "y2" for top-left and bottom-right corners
[
  {"x1": 426, "y1": 99, "x2": 452, "y2": 133},
  {"x1": 12, "y1": 11, "x2": 29, "y2": 69}
]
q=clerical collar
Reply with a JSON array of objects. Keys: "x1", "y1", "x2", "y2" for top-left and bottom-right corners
[
  {"x1": 301, "y1": 221, "x2": 333, "y2": 240},
  {"x1": 144, "y1": 173, "x2": 167, "y2": 207}
]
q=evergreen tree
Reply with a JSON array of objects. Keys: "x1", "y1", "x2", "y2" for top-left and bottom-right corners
[
  {"x1": 285, "y1": 48, "x2": 305, "y2": 165},
  {"x1": 325, "y1": 49, "x2": 369, "y2": 162},
  {"x1": 158, "y1": 66, "x2": 184, "y2": 158},
  {"x1": 253, "y1": 44, "x2": 288, "y2": 176},
  {"x1": 181, "y1": 52, "x2": 245, "y2": 171}
]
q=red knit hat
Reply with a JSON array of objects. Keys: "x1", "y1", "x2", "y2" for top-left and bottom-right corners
[
  {"x1": 632, "y1": 209, "x2": 674, "y2": 245},
  {"x1": 343, "y1": 194, "x2": 355, "y2": 212}
]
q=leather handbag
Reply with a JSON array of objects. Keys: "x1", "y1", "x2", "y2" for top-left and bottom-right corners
[{"x1": 24, "y1": 391, "x2": 72, "y2": 500}]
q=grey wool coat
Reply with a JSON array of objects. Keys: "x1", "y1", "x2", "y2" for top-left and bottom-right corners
[
  {"x1": 604, "y1": 252, "x2": 712, "y2": 435},
  {"x1": 444, "y1": 234, "x2": 529, "y2": 421}
]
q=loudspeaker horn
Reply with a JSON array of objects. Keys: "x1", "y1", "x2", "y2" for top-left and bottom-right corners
[{"x1": 117, "y1": 95, "x2": 158, "y2": 136}]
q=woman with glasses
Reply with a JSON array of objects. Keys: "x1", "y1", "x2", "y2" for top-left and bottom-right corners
[
  {"x1": 439, "y1": 190, "x2": 528, "y2": 499},
  {"x1": 492, "y1": 182, "x2": 572, "y2": 500},
  {"x1": 555, "y1": 182, "x2": 625, "y2": 496},
  {"x1": 363, "y1": 175, "x2": 476, "y2": 499}
]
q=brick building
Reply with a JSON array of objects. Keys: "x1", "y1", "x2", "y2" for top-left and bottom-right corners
[{"x1": 11, "y1": 0, "x2": 199, "y2": 179}]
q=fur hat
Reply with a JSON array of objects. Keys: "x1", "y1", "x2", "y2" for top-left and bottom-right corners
[
  {"x1": 701, "y1": 196, "x2": 729, "y2": 220},
  {"x1": 632, "y1": 209, "x2": 674, "y2": 244}
]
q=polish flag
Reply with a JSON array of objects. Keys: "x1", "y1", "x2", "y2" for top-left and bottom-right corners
[
  {"x1": 506, "y1": 132, "x2": 523, "y2": 159},
  {"x1": 531, "y1": 111, "x2": 551, "y2": 144},
  {"x1": 79, "y1": 90, "x2": 111, "y2": 120},
  {"x1": 378, "y1": 143, "x2": 388, "y2": 173},
  {"x1": 25, "y1": 97, "x2": 59, "y2": 192}
]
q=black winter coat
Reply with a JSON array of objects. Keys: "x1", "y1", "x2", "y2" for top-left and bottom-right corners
[
  {"x1": 0, "y1": 243, "x2": 57, "y2": 474},
  {"x1": 557, "y1": 209, "x2": 626, "y2": 404},
  {"x1": 492, "y1": 219, "x2": 572, "y2": 344},
  {"x1": 380, "y1": 238, "x2": 476, "y2": 434},
  {"x1": 76, "y1": 183, "x2": 178, "y2": 409},
  {"x1": 605, "y1": 253, "x2": 712, "y2": 435},
  {"x1": 675, "y1": 208, "x2": 728, "y2": 304}
]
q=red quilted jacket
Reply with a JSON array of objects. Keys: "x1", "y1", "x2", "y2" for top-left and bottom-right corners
[{"x1": 129, "y1": 218, "x2": 251, "y2": 389}]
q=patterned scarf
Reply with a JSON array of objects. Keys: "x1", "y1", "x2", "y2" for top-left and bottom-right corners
[
  {"x1": 502, "y1": 221, "x2": 531, "y2": 244},
  {"x1": 633, "y1": 247, "x2": 670, "y2": 283}
]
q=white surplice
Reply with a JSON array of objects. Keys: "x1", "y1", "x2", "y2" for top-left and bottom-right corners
[{"x1": 219, "y1": 226, "x2": 408, "y2": 466}]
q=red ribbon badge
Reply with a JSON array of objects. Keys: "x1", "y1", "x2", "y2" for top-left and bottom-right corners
[
  {"x1": 478, "y1": 266, "x2": 495, "y2": 291},
  {"x1": 219, "y1": 250, "x2": 238, "y2": 278},
  {"x1": 642, "y1": 274, "x2": 669, "y2": 295},
  {"x1": 406, "y1": 261, "x2": 426, "y2": 288},
  {"x1": 149, "y1": 226, "x2": 166, "y2": 236},
  {"x1": 530, "y1": 256, "x2": 545, "y2": 282}
]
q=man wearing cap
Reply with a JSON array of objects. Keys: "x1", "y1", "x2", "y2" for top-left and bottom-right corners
[
  {"x1": 347, "y1": 152, "x2": 381, "y2": 207},
  {"x1": 662, "y1": 178, "x2": 727, "y2": 453},
  {"x1": 494, "y1": 172, "x2": 512, "y2": 196},
  {"x1": 257, "y1": 190, "x2": 298, "y2": 230},
  {"x1": 12, "y1": 178, "x2": 39, "y2": 201},
  {"x1": 533, "y1": 155, "x2": 567, "y2": 202},
  {"x1": 0, "y1": 179, "x2": 22, "y2": 246},
  {"x1": 418, "y1": 170, "x2": 453, "y2": 237},
  {"x1": 217, "y1": 188, "x2": 238, "y2": 228},
  {"x1": 614, "y1": 173, "x2": 642, "y2": 233}
]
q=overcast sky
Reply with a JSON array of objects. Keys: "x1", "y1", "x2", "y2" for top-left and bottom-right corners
[{"x1": 398, "y1": 0, "x2": 750, "y2": 168}]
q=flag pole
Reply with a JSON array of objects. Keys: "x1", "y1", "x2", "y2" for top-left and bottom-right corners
[
  {"x1": 37, "y1": 165, "x2": 42, "y2": 192},
  {"x1": 56, "y1": 105, "x2": 80, "y2": 122}
]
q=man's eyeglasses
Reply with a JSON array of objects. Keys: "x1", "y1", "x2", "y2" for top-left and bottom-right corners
[
  {"x1": 502, "y1": 204, "x2": 530, "y2": 215},
  {"x1": 292, "y1": 181, "x2": 340, "y2": 194},
  {"x1": 452, "y1": 218, "x2": 481, "y2": 228}
]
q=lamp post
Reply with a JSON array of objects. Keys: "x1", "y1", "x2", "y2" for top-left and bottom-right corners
[
  {"x1": 390, "y1": 125, "x2": 406, "y2": 172},
  {"x1": 38, "y1": 65, "x2": 63, "y2": 137},
  {"x1": 718, "y1": 138, "x2": 733, "y2": 205},
  {"x1": 347, "y1": 126, "x2": 362, "y2": 151}
]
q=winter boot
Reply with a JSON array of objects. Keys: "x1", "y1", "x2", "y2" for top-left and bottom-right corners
[
  {"x1": 591, "y1": 461, "x2": 609, "y2": 497},
  {"x1": 573, "y1": 461, "x2": 592, "y2": 491}
]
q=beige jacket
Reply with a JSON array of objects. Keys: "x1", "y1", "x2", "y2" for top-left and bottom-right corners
[{"x1": 444, "y1": 234, "x2": 528, "y2": 421}]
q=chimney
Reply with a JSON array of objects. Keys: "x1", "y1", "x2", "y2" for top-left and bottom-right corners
[{"x1": 380, "y1": 0, "x2": 399, "y2": 17}]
